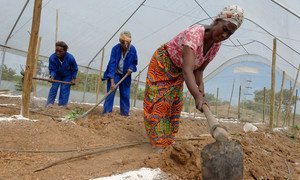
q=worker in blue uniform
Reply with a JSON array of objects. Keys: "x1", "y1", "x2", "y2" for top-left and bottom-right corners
[
  {"x1": 46, "y1": 41, "x2": 78, "y2": 106},
  {"x1": 102, "y1": 31, "x2": 138, "y2": 116}
]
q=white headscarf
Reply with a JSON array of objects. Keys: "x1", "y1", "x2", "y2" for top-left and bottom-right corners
[{"x1": 215, "y1": 5, "x2": 244, "y2": 28}]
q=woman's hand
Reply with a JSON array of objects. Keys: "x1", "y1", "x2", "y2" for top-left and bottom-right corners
[
  {"x1": 195, "y1": 95, "x2": 208, "y2": 113},
  {"x1": 110, "y1": 79, "x2": 116, "y2": 91},
  {"x1": 71, "y1": 79, "x2": 76, "y2": 85}
]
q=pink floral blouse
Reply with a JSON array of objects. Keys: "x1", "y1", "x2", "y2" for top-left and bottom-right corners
[{"x1": 166, "y1": 25, "x2": 221, "y2": 69}]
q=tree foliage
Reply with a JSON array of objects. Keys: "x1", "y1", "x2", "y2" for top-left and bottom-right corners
[
  {"x1": 1, "y1": 64, "x2": 16, "y2": 81},
  {"x1": 252, "y1": 88, "x2": 296, "y2": 113}
]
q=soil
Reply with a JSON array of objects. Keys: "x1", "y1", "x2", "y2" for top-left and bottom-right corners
[{"x1": 0, "y1": 95, "x2": 299, "y2": 179}]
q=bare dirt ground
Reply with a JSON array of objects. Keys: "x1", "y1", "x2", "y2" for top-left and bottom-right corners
[{"x1": 0, "y1": 95, "x2": 299, "y2": 179}]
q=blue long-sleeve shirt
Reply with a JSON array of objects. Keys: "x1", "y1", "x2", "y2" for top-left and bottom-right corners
[
  {"x1": 102, "y1": 44, "x2": 138, "y2": 81},
  {"x1": 48, "y1": 52, "x2": 78, "y2": 79}
]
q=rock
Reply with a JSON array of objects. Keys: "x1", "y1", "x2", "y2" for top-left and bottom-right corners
[{"x1": 243, "y1": 123, "x2": 258, "y2": 133}]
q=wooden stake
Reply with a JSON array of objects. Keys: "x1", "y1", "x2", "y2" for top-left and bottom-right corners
[
  {"x1": 100, "y1": 49, "x2": 105, "y2": 93},
  {"x1": 55, "y1": 9, "x2": 58, "y2": 43},
  {"x1": 284, "y1": 64, "x2": 300, "y2": 126},
  {"x1": 215, "y1": 88, "x2": 219, "y2": 115},
  {"x1": 276, "y1": 71, "x2": 285, "y2": 127},
  {"x1": 95, "y1": 48, "x2": 105, "y2": 103},
  {"x1": 21, "y1": 0, "x2": 42, "y2": 118},
  {"x1": 269, "y1": 38, "x2": 277, "y2": 129},
  {"x1": 227, "y1": 79, "x2": 235, "y2": 118},
  {"x1": 184, "y1": 91, "x2": 189, "y2": 112},
  {"x1": 133, "y1": 71, "x2": 141, "y2": 107},
  {"x1": 238, "y1": 85, "x2": 241, "y2": 120},
  {"x1": 188, "y1": 94, "x2": 192, "y2": 115},
  {"x1": 263, "y1": 87, "x2": 266, "y2": 123},
  {"x1": 33, "y1": 36, "x2": 42, "y2": 97},
  {"x1": 94, "y1": 76, "x2": 97, "y2": 92},
  {"x1": 293, "y1": 89, "x2": 298, "y2": 126}
]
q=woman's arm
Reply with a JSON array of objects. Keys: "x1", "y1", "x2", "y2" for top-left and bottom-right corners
[
  {"x1": 194, "y1": 60, "x2": 209, "y2": 95},
  {"x1": 182, "y1": 46, "x2": 204, "y2": 104},
  {"x1": 194, "y1": 69, "x2": 204, "y2": 94}
]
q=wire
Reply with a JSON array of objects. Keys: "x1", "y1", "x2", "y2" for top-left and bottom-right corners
[
  {"x1": 142, "y1": 4, "x2": 199, "y2": 19},
  {"x1": 87, "y1": 0, "x2": 146, "y2": 67},
  {"x1": 4, "y1": 0, "x2": 30, "y2": 45},
  {"x1": 193, "y1": 17, "x2": 300, "y2": 57},
  {"x1": 236, "y1": 39, "x2": 249, "y2": 54},
  {"x1": 225, "y1": 39, "x2": 297, "y2": 70},
  {"x1": 270, "y1": 0, "x2": 300, "y2": 20},
  {"x1": 136, "y1": 6, "x2": 198, "y2": 44},
  {"x1": 9, "y1": 0, "x2": 54, "y2": 39}
]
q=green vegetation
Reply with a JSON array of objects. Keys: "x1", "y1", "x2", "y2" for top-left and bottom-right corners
[
  {"x1": 1, "y1": 64, "x2": 17, "y2": 81},
  {"x1": 0, "y1": 65, "x2": 23, "y2": 91},
  {"x1": 71, "y1": 71, "x2": 101, "y2": 93},
  {"x1": 65, "y1": 107, "x2": 85, "y2": 120}
]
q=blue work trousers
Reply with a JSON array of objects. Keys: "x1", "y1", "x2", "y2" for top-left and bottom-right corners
[
  {"x1": 103, "y1": 74, "x2": 131, "y2": 116},
  {"x1": 46, "y1": 75, "x2": 72, "y2": 106}
]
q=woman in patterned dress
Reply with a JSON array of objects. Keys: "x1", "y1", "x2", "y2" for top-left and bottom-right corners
[{"x1": 143, "y1": 5, "x2": 244, "y2": 151}]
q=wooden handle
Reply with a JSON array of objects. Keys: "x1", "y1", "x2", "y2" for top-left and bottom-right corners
[
  {"x1": 202, "y1": 104, "x2": 229, "y2": 142},
  {"x1": 33, "y1": 77, "x2": 74, "y2": 85},
  {"x1": 73, "y1": 72, "x2": 131, "y2": 121}
]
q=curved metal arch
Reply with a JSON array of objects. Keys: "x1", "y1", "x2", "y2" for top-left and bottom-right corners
[
  {"x1": 204, "y1": 54, "x2": 300, "y2": 88},
  {"x1": 192, "y1": 17, "x2": 300, "y2": 57},
  {"x1": 223, "y1": 40, "x2": 297, "y2": 70},
  {"x1": 222, "y1": 40, "x2": 256, "y2": 47}
]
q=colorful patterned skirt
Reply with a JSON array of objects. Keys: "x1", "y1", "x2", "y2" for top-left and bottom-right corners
[{"x1": 143, "y1": 45, "x2": 184, "y2": 148}]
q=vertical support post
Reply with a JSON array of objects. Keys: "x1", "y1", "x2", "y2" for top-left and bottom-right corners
[
  {"x1": 269, "y1": 38, "x2": 277, "y2": 129},
  {"x1": 188, "y1": 94, "x2": 192, "y2": 115},
  {"x1": 262, "y1": 87, "x2": 266, "y2": 123},
  {"x1": 96, "y1": 48, "x2": 105, "y2": 103},
  {"x1": 276, "y1": 71, "x2": 285, "y2": 127},
  {"x1": 293, "y1": 89, "x2": 298, "y2": 126},
  {"x1": 94, "y1": 76, "x2": 97, "y2": 92},
  {"x1": 284, "y1": 64, "x2": 300, "y2": 126},
  {"x1": 33, "y1": 36, "x2": 42, "y2": 97},
  {"x1": 133, "y1": 71, "x2": 141, "y2": 107},
  {"x1": 21, "y1": 0, "x2": 42, "y2": 118},
  {"x1": 184, "y1": 91, "x2": 189, "y2": 112},
  {"x1": 82, "y1": 68, "x2": 89, "y2": 102},
  {"x1": 55, "y1": 9, "x2": 58, "y2": 43},
  {"x1": 215, "y1": 88, "x2": 219, "y2": 115},
  {"x1": 227, "y1": 79, "x2": 235, "y2": 118},
  {"x1": 0, "y1": 50, "x2": 7, "y2": 87},
  {"x1": 238, "y1": 85, "x2": 241, "y2": 120}
]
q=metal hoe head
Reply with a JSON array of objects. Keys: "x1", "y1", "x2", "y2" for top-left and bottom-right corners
[{"x1": 201, "y1": 140, "x2": 243, "y2": 180}]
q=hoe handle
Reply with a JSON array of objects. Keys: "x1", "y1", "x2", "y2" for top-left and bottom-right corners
[
  {"x1": 33, "y1": 77, "x2": 74, "y2": 85},
  {"x1": 73, "y1": 72, "x2": 131, "y2": 121},
  {"x1": 202, "y1": 104, "x2": 229, "y2": 142}
]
